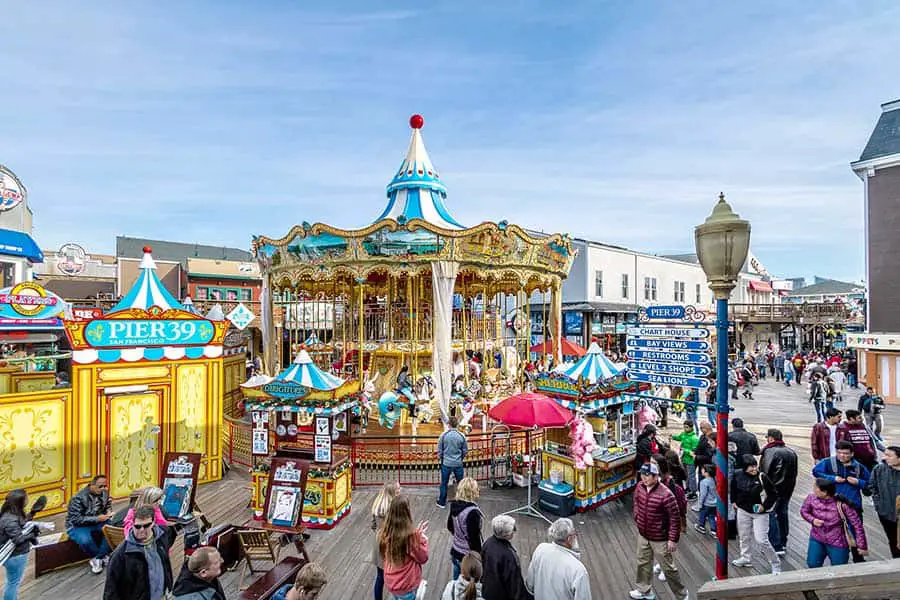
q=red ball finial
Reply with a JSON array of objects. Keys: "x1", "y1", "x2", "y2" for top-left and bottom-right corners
[
  {"x1": 143, "y1": 246, "x2": 152, "y2": 254},
  {"x1": 409, "y1": 114, "x2": 424, "y2": 129}
]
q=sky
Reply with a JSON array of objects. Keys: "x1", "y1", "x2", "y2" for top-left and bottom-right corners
[{"x1": 1, "y1": 1, "x2": 898, "y2": 283}]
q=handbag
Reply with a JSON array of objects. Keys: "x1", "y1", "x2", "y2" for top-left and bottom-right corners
[{"x1": 836, "y1": 502, "x2": 857, "y2": 549}]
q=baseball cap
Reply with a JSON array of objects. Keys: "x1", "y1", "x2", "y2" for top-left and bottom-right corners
[{"x1": 639, "y1": 463, "x2": 660, "y2": 476}]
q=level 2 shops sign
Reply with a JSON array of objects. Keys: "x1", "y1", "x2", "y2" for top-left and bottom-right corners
[
  {"x1": 83, "y1": 318, "x2": 216, "y2": 348},
  {"x1": 226, "y1": 303, "x2": 255, "y2": 330}
]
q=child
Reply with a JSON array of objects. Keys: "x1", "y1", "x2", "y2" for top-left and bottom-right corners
[
  {"x1": 441, "y1": 551, "x2": 484, "y2": 600},
  {"x1": 695, "y1": 464, "x2": 719, "y2": 535},
  {"x1": 672, "y1": 420, "x2": 699, "y2": 499},
  {"x1": 380, "y1": 497, "x2": 429, "y2": 600},
  {"x1": 371, "y1": 482, "x2": 401, "y2": 600}
]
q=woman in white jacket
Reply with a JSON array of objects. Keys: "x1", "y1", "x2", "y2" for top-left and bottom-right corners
[{"x1": 442, "y1": 551, "x2": 484, "y2": 600}]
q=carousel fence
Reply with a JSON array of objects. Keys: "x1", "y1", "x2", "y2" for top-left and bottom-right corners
[
  {"x1": 223, "y1": 415, "x2": 253, "y2": 469},
  {"x1": 350, "y1": 428, "x2": 545, "y2": 487}
]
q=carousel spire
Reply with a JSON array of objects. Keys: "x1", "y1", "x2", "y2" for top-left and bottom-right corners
[{"x1": 373, "y1": 114, "x2": 465, "y2": 230}]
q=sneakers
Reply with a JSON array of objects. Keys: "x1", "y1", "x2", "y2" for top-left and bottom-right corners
[
  {"x1": 691, "y1": 504, "x2": 701, "y2": 512},
  {"x1": 771, "y1": 563, "x2": 782, "y2": 575},
  {"x1": 775, "y1": 550, "x2": 786, "y2": 557},
  {"x1": 101, "y1": 556, "x2": 110, "y2": 568},
  {"x1": 435, "y1": 501, "x2": 446, "y2": 508},
  {"x1": 693, "y1": 524, "x2": 708, "y2": 534},
  {"x1": 628, "y1": 590, "x2": 657, "y2": 600},
  {"x1": 89, "y1": 557, "x2": 103, "y2": 574},
  {"x1": 652, "y1": 563, "x2": 666, "y2": 581},
  {"x1": 731, "y1": 557, "x2": 752, "y2": 567}
]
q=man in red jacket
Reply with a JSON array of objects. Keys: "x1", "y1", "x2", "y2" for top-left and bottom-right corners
[
  {"x1": 810, "y1": 407, "x2": 842, "y2": 461},
  {"x1": 629, "y1": 463, "x2": 688, "y2": 600},
  {"x1": 837, "y1": 410, "x2": 878, "y2": 471}
]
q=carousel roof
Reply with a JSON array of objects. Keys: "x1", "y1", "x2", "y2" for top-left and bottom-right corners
[
  {"x1": 373, "y1": 115, "x2": 464, "y2": 230},
  {"x1": 561, "y1": 342, "x2": 622, "y2": 384},
  {"x1": 275, "y1": 349, "x2": 345, "y2": 390},
  {"x1": 110, "y1": 246, "x2": 184, "y2": 312}
]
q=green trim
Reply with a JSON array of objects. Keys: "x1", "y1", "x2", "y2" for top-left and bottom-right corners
[{"x1": 188, "y1": 273, "x2": 260, "y2": 281}]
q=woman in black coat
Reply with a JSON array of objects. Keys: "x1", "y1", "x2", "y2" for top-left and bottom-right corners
[{"x1": 1, "y1": 489, "x2": 40, "y2": 600}]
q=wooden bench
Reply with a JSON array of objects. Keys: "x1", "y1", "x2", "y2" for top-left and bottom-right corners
[
  {"x1": 238, "y1": 556, "x2": 306, "y2": 600},
  {"x1": 33, "y1": 537, "x2": 91, "y2": 578}
]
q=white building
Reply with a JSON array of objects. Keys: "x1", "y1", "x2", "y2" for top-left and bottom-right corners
[{"x1": 0, "y1": 164, "x2": 43, "y2": 286}]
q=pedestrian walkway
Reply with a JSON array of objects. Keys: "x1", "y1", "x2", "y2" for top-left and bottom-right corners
[{"x1": 14, "y1": 378, "x2": 899, "y2": 600}]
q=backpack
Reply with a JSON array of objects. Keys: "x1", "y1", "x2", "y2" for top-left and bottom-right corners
[{"x1": 872, "y1": 396, "x2": 885, "y2": 414}]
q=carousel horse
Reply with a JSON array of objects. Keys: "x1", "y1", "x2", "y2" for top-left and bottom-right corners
[
  {"x1": 377, "y1": 391, "x2": 402, "y2": 429},
  {"x1": 357, "y1": 372, "x2": 378, "y2": 433},
  {"x1": 414, "y1": 375, "x2": 436, "y2": 424},
  {"x1": 457, "y1": 397, "x2": 483, "y2": 433}
]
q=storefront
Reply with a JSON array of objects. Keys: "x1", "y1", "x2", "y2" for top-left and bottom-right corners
[{"x1": 848, "y1": 332, "x2": 900, "y2": 404}]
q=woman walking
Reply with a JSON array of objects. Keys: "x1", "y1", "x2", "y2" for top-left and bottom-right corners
[
  {"x1": 447, "y1": 478, "x2": 483, "y2": 580},
  {"x1": 731, "y1": 455, "x2": 781, "y2": 574},
  {"x1": 371, "y1": 482, "x2": 402, "y2": 599},
  {"x1": 801, "y1": 478, "x2": 868, "y2": 567},
  {"x1": 380, "y1": 496, "x2": 429, "y2": 600},
  {"x1": 1, "y1": 490, "x2": 39, "y2": 600}
]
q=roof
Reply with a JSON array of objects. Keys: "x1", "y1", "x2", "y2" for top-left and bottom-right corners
[
  {"x1": 790, "y1": 279, "x2": 865, "y2": 297},
  {"x1": 858, "y1": 99, "x2": 900, "y2": 163},
  {"x1": 531, "y1": 301, "x2": 641, "y2": 313},
  {"x1": 116, "y1": 236, "x2": 251, "y2": 263},
  {"x1": 110, "y1": 248, "x2": 184, "y2": 312},
  {"x1": 373, "y1": 115, "x2": 464, "y2": 230},
  {"x1": 40, "y1": 278, "x2": 115, "y2": 299},
  {"x1": 186, "y1": 258, "x2": 260, "y2": 280},
  {"x1": 661, "y1": 253, "x2": 700, "y2": 265}
]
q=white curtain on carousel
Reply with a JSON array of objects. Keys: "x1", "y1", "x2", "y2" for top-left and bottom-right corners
[
  {"x1": 431, "y1": 260, "x2": 459, "y2": 422},
  {"x1": 261, "y1": 277, "x2": 274, "y2": 374}
]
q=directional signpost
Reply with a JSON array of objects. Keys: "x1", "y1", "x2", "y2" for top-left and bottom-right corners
[{"x1": 626, "y1": 305, "x2": 712, "y2": 390}]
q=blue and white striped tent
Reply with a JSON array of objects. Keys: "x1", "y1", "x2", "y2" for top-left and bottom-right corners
[
  {"x1": 182, "y1": 296, "x2": 201, "y2": 315},
  {"x1": 274, "y1": 350, "x2": 344, "y2": 391},
  {"x1": 373, "y1": 115, "x2": 464, "y2": 230},
  {"x1": 561, "y1": 342, "x2": 622, "y2": 384},
  {"x1": 110, "y1": 248, "x2": 184, "y2": 313}
]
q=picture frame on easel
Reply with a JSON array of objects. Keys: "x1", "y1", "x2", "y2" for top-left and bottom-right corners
[
  {"x1": 262, "y1": 456, "x2": 310, "y2": 531},
  {"x1": 159, "y1": 452, "x2": 201, "y2": 520}
]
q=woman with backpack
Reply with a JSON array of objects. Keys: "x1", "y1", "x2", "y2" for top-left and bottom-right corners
[
  {"x1": 801, "y1": 477, "x2": 868, "y2": 567},
  {"x1": 447, "y1": 478, "x2": 483, "y2": 581}
]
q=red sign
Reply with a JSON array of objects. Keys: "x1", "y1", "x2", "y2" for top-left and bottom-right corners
[{"x1": 71, "y1": 307, "x2": 103, "y2": 321}]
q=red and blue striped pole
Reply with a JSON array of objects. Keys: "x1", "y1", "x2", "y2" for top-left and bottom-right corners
[{"x1": 714, "y1": 296, "x2": 730, "y2": 580}]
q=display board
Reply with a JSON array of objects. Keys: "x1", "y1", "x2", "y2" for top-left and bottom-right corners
[
  {"x1": 159, "y1": 452, "x2": 202, "y2": 519},
  {"x1": 263, "y1": 456, "x2": 310, "y2": 530}
]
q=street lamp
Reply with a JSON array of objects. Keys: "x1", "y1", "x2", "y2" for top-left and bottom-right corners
[{"x1": 694, "y1": 192, "x2": 751, "y2": 580}]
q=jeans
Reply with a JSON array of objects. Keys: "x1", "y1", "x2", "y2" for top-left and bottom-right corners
[
  {"x1": 729, "y1": 385, "x2": 738, "y2": 399},
  {"x1": 3, "y1": 553, "x2": 27, "y2": 600},
  {"x1": 272, "y1": 584, "x2": 291, "y2": 600},
  {"x1": 813, "y1": 401, "x2": 825, "y2": 423},
  {"x1": 698, "y1": 506, "x2": 717, "y2": 531},
  {"x1": 451, "y1": 555, "x2": 461, "y2": 580},
  {"x1": 374, "y1": 567, "x2": 385, "y2": 600},
  {"x1": 806, "y1": 537, "x2": 849, "y2": 568},
  {"x1": 775, "y1": 367, "x2": 784, "y2": 381},
  {"x1": 865, "y1": 413, "x2": 883, "y2": 438},
  {"x1": 848, "y1": 374, "x2": 857, "y2": 388},
  {"x1": 736, "y1": 508, "x2": 780, "y2": 568},
  {"x1": 768, "y1": 499, "x2": 790, "y2": 551},
  {"x1": 685, "y1": 464, "x2": 698, "y2": 495},
  {"x1": 879, "y1": 516, "x2": 900, "y2": 558},
  {"x1": 391, "y1": 591, "x2": 417, "y2": 600},
  {"x1": 438, "y1": 465, "x2": 465, "y2": 506},
  {"x1": 67, "y1": 523, "x2": 111, "y2": 558}
]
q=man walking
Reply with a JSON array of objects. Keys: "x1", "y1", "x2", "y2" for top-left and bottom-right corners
[
  {"x1": 858, "y1": 387, "x2": 885, "y2": 439},
  {"x1": 809, "y1": 373, "x2": 829, "y2": 423},
  {"x1": 628, "y1": 463, "x2": 688, "y2": 600},
  {"x1": 525, "y1": 517, "x2": 591, "y2": 600},
  {"x1": 867, "y1": 446, "x2": 900, "y2": 558},
  {"x1": 812, "y1": 441, "x2": 870, "y2": 563},
  {"x1": 437, "y1": 416, "x2": 468, "y2": 507},
  {"x1": 773, "y1": 352, "x2": 785, "y2": 382},
  {"x1": 66, "y1": 474, "x2": 113, "y2": 574},
  {"x1": 810, "y1": 408, "x2": 842, "y2": 462},
  {"x1": 837, "y1": 410, "x2": 879, "y2": 472},
  {"x1": 729, "y1": 418, "x2": 760, "y2": 458},
  {"x1": 173, "y1": 547, "x2": 226, "y2": 599},
  {"x1": 760, "y1": 429, "x2": 798, "y2": 556},
  {"x1": 828, "y1": 367, "x2": 846, "y2": 403},
  {"x1": 103, "y1": 505, "x2": 176, "y2": 600}
]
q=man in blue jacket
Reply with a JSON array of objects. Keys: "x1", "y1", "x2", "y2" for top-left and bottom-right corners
[
  {"x1": 812, "y1": 440, "x2": 870, "y2": 562},
  {"x1": 436, "y1": 416, "x2": 468, "y2": 508}
]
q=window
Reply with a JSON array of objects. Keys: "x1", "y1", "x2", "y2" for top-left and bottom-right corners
[
  {"x1": 240, "y1": 289, "x2": 253, "y2": 301},
  {"x1": 644, "y1": 277, "x2": 657, "y2": 301},
  {"x1": 696, "y1": 283, "x2": 702, "y2": 304},
  {"x1": 621, "y1": 274, "x2": 629, "y2": 298},
  {"x1": 196, "y1": 287, "x2": 208, "y2": 300},
  {"x1": 226, "y1": 289, "x2": 239, "y2": 301},
  {"x1": 674, "y1": 281, "x2": 685, "y2": 303},
  {"x1": 594, "y1": 270, "x2": 603, "y2": 297},
  {"x1": 210, "y1": 288, "x2": 222, "y2": 301}
]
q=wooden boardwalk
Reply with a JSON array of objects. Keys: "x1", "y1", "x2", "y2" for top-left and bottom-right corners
[{"x1": 9, "y1": 378, "x2": 900, "y2": 600}]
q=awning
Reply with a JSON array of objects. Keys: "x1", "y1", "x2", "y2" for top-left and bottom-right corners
[
  {"x1": 748, "y1": 280, "x2": 773, "y2": 293},
  {"x1": 0, "y1": 229, "x2": 44, "y2": 262}
]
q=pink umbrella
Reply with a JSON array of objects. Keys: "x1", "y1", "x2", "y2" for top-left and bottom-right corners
[{"x1": 489, "y1": 392, "x2": 574, "y2": 427}]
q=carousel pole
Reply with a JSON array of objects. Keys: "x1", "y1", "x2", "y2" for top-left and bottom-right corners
[
  {"x1": 542, "y1": 289, "x2": 548, "y2": 367},
  {"x1": 358, "y1": 278, "x2": 365, "y2": 380},
  {"x1": 462, "y1": 282, "x2": 469, "y2": 387}
]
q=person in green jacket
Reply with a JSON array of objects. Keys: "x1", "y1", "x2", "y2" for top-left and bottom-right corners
[{"x1": 673, "y1": 420, "x2": 699, "y2": 499}]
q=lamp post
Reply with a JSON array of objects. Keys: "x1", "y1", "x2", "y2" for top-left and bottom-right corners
[{"x1": 694, "y1": 192, "x2": 751, "y2": 580}]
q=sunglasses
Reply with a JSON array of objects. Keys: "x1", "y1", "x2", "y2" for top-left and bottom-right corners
[{"x1": 133, "y1": 522, "x2": 154, "y2": 530}]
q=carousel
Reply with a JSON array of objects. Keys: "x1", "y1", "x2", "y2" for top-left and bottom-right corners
[{"x1": 251, "y1": 115, "x2": 576, "y2": 436}]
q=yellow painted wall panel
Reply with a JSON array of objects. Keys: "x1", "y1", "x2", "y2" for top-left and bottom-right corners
[
  {"x1": 0, "y1": 398, "x2": 65, "y2": 490},
  {"x1": 108, "y1": 392, "x2": 160, "y2": 498},
  {"x1": 76, "y1": 367, "x2": 94, "y2": 478},
  {"x1": 98, "y1": 365, "x2": 170, "y2": 382},
  {"x1": 175, "y1": 364, "x2": 207, "y2": 456}
]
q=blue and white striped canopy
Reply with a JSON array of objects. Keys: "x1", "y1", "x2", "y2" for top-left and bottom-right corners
[
  {"x1": 111, "y1": 249, "x2": 184, "y2": 313},
  {"x1": 374, "y1": 118, "x2": 464, "y2": 230},
  {"x1": 182, "y1": 296, "x2": 201, "y2": 315},
  {"x1": 561, "y1": 342, "x2": 622, "y2": 384},
  {"x1": 303, "y1": 332, "x2": 322, "y2": 346},
  {"x1": 274, "y1": 350, "x2": 344, "y2": 391}
]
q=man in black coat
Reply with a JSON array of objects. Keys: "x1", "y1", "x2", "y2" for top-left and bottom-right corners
[
  {"x1": 103, "y1": 506, "x2": 176, "y2": 600},
  {"x1": 728, "y1": 418, "x2": 760, "y2": 458},
  {"x1": 759, "y1": 429, "x2": 798, "y2": 555},
  {"x1": 481, "y1": 514, "x2": 532, "y2": 600},
  {"x1": 173, "y1": 547, "x2": 226, "y2": 600}
]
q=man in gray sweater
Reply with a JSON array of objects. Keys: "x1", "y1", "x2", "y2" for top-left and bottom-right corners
[{"x1": 437, "y1": 416, "x2": 468, "y2": 507}]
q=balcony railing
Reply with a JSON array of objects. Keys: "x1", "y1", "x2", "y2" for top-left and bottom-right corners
[{"x1": 729, "y1": 302, "x2": 857, "y2": 323}]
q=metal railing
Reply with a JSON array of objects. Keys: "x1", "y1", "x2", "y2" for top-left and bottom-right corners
[{"x1": 729, "y1": 302, "x2": 854, "y2": 322}]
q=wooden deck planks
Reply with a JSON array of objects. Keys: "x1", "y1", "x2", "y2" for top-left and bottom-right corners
[{"x1": 9, "y1": 378, "x2": 900, "y2": 600}]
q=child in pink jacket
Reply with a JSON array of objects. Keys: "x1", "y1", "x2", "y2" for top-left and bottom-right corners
[
  {"x1": 801, "y1": 477, "x2": 867, "y2": 568},
  {"x1": 123, "y1": 486, "x2": 168, "y2": 538},
  {"x1": 380, "y1": 497, "x2": 429, "y2": 600}
]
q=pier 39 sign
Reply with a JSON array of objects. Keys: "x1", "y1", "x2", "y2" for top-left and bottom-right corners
[{"x1": 83, "y1": 318, "x2": 216, "y2": 348}]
